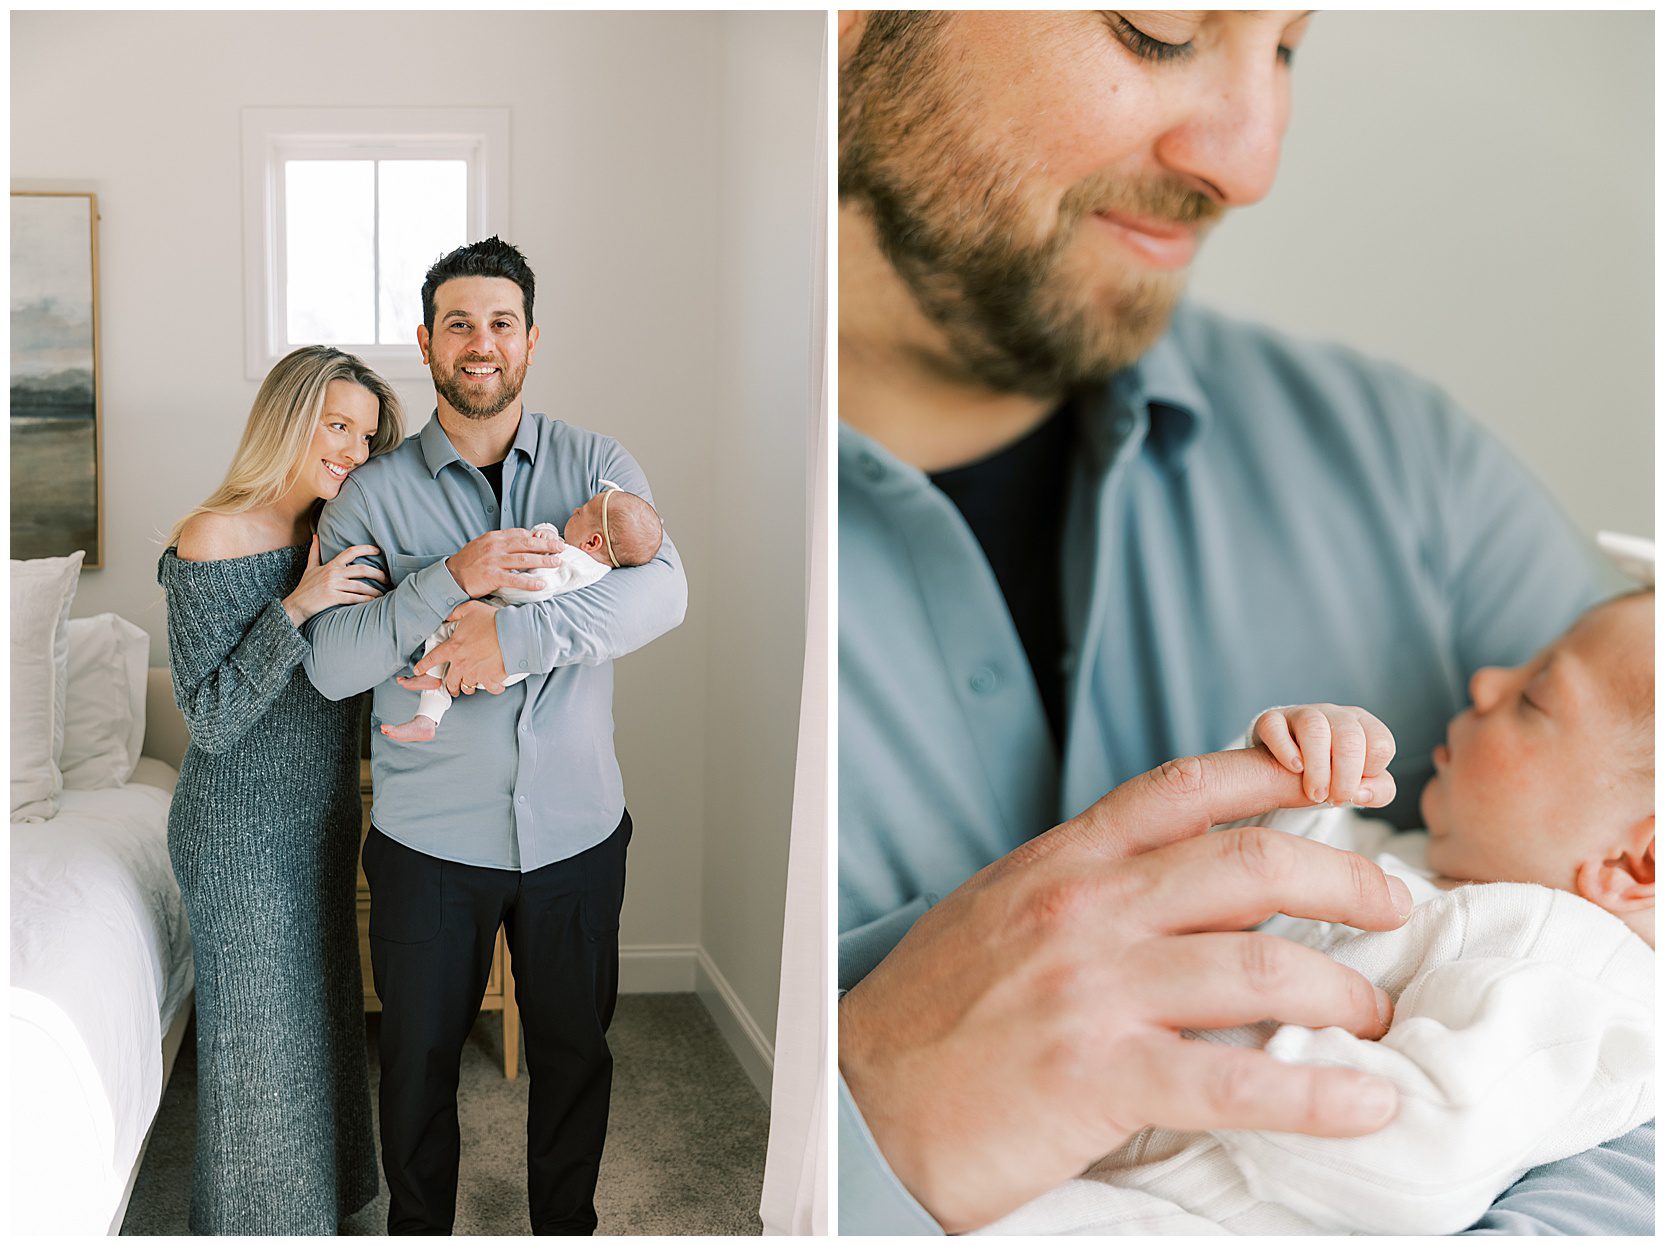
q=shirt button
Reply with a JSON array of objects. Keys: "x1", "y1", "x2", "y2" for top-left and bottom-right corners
[
  {"x1": 517, "y1": 796, "x2": 526, "y2": 804},
  {"x1": 519, "y1": 661, "x2": 528, "y2": 670},
  {"x1": 486, "y1": 504, "x2": 496, "y2": 514},
  {"x1": 858, "y1": 452, "x2": 885, "y2": 483},
  {"x1": 969, "y1": 664, "x2": 1002, "y2": 695}
]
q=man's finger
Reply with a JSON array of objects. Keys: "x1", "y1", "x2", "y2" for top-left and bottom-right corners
[
  {"x1": 1057, "y1": 747, "x2": 1313, "y2": 862},
  {"x1": 1121, "y1": 826, "x2": 1413, "y2": 934},
  {"x1": 415, "y1": 641, "x2": 454, "y2": 677},
  {"x1": 1119, "y1": 932, "x2": 1391, "y2": 1039},
  {"x1": 1105, "y1": 1032, "x2": 1399, "y2": 1139}
]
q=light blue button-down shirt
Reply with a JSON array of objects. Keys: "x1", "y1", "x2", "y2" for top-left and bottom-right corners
[
  {"x1": 303, "y1": 410, "x2": 686, "y2": 872},
  {"x1": 837, "y1": 302, "x2": 1649, "y2": 1233}
]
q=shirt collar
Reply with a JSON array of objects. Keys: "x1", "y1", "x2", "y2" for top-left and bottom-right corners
[
  {"x1": 840, "y1": 307, "x2": 1214, "y2": 489},
  {"x1": 417, "y1": 408, "x2": 542, "y2": 479},
  {"x1": 1100, "y1": 313, "x2": 1212, "y2": 469}
]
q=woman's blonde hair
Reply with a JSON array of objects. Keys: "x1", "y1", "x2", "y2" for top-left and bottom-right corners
[{"x1": 168, "y1": 346, "x2": 404, "y2": 546}]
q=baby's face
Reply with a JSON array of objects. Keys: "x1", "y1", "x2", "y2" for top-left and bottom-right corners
[
  {"x1": 562, "y1": 496, "x2": 606, "y2": 549},
  {"x1": 1421, "y1": 594, "x2": 1653, "y2": 888}
]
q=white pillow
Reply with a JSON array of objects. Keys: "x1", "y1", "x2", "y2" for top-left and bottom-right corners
[
  {"x1": 61, "y1": 613, "x2": 150, "y2": 790},
  {"x1": 10, "y1": 551, "x2": 85, "y2": 822}
]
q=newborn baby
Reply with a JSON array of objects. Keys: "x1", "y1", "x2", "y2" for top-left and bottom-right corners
[
  {"x1": 380, "y1": 485, "x2": 663, "y2": 743},
  {"x1": 987, "y1": 590, "x2": 1654, "y2": 1236}
]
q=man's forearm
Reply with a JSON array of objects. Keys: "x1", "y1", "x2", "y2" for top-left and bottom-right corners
[
  {"x1": 494, "y1": 540, "x2": 688, "y2": 675},
  {"x1": 303, "y1": 558, "x2": 470, "y2": 700}
]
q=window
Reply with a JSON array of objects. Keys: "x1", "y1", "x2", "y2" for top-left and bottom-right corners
[{"x1": 242, "y1": 108, "x2": 510, "y2": 380}]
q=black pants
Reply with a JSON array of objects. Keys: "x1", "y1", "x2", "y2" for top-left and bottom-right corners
[{"x1": 363, "y1": 813, "x2": 631, "y2": 1235}]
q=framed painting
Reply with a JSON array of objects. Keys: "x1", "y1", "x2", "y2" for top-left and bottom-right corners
[{"x1": 11, "y1": 191, "x2": 103, "y2": 567}]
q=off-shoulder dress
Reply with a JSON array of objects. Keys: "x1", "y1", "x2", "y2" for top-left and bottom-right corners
[{"x1": 158, "y1": 545, "x2": 377, "y2": 1234}]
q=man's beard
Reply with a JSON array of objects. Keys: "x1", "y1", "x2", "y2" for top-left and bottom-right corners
[
  {"x1": 433, "y1": 356, "x2": 527, "y2": 419},
  {"x1": 839, "y1": 15, "x2": 1220, "y2": 397}
]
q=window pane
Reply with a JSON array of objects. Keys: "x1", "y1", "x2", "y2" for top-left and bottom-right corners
[
  {"x1": 378, "y1": 160, "x2": 468, "y2": 346},
  {"x1": 286, "y1": 161, "x2": 375, "y2": 345}
]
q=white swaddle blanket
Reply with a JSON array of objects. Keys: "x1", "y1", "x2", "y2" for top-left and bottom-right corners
[
  {"x1": 982, "y1": 801, "x2": 1654, "y2": 1236},
  {"x1": 414, "y1": 522, "x2": 610, "y2": 725}
]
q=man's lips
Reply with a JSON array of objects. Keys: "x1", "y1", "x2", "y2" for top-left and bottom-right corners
[
  {"x1": 1092, "y1": 210, "x2": 1198, "y2": 269},
  {"x1": 459, "y1": 363, "x2": 501, "y2": 382}
]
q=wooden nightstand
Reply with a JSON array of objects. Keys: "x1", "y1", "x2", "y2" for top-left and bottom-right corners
[{"x1": 357, "y1": 761, "x2": 521, "y2": 1079}]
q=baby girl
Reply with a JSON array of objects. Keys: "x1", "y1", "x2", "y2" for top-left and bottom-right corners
[
  {"x1": 380, "y1": 484, "x2": 663, "y2": 743},
  {"x1": 986, "y1": 589, "x2": 1654, "y2": 1236}
]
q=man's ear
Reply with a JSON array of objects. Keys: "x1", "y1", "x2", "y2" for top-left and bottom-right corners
[
  {"x1": 526, "y1": 322, "x2": 539, "y2": 365},
  {"x1": 416, "y1": 323, "x2": 431, "y2": 364},
  {"x1": 838, "y1": 11, "x2": 867, "y2": 64},
  {"x1": 1575, "y1": 815, "x2": 1655, "y2": 914}
]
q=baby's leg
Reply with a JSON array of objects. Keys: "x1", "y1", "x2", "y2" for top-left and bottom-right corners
[
  {"x1": 379, "y1": 714, "x2": 438, "y2": 743},
  {"x1": 380, "y1": 627, "x2": 454, "y2": 742}
]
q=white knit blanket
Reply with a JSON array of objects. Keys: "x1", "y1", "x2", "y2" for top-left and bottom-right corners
[{"x1": 983, "y1": 806, "x2": 1654, "y2": 1236}]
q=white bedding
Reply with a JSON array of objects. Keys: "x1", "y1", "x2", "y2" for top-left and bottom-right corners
[{"x1": 9, "y1": 760, "x2": 193, "y2": 1235}]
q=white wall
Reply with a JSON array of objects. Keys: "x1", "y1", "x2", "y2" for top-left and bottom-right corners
[
  {"x1": 695, "y1": 11, "x2": 821, "y2": 1088},
  {"x1": 12, "y1": 11, "x2": 820, "y2": 1061},
  {"x1": 1190, "y1": 10, "x2": 1653, "y2": 555}
]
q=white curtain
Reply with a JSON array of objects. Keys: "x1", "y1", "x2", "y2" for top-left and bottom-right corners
[{"x1": 760, "y1": 18, "x2": 829, "y2": 1237}]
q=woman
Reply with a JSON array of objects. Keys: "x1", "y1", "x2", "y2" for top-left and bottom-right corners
[{"x1": 160, "y1": 346, "x2": 403, "y2": 1233}]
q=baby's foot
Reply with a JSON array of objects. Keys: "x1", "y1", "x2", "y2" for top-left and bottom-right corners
[{"x1": 380, "y1": 715, "x2": 438, "y2": 743}]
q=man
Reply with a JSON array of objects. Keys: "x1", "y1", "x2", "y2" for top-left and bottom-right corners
[
  {"x1": 836, "y1": 11, "x2": 1652, "y2": 1235},
  {"x1": 304, "y1": 237, "x2": 686, "y2": 1234}
]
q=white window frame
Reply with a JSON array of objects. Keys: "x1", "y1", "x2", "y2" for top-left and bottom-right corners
[{"x1": 242, "y1": 106, "x2": 510, "y2": 381}]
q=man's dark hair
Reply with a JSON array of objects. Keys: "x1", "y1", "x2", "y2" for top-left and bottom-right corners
[{"x1": 421, "y1": 236, "x2": 536, "y2": 331}]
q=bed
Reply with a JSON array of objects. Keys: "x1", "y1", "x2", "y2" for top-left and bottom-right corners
[{"x1": 9, "y1": 577, "x2": 196, "y2": 1235}]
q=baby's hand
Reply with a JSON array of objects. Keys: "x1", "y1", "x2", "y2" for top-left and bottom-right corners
[{"x1": 1254, "y1": 704, "x2": 1396, "y2": 807}]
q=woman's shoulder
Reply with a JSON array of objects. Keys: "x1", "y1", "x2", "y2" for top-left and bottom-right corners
[{"x1": 173, "y1": 511, "x2": 302, "y2": 563}]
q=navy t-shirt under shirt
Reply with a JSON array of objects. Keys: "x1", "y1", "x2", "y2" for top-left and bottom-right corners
[{"x1": 929, "y1": 405, "x2": 1072, "y2": 747}]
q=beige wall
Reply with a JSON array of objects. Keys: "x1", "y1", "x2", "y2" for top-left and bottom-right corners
[
  {"x1": 695, "y1": 10, "x2": 821, "y2": 1076},
  {"x1": 12, "y1": 10, "x2": 821, "y2": 1060},
  {"x1": 1190, "y1": 10, "x2": 1653, "y2": 555}
]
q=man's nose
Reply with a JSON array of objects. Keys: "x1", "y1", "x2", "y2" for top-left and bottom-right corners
[{"x1": 1152, "y1": 52, "x2": 1288, "y2": 208}]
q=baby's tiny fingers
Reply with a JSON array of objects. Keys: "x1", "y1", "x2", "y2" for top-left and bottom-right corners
[
  {"x1": 1256, "y1": 712, "x2": 1303, "y2": 774},
  {"x1": 1291, "y1": 708, "x2": 1333, "y2": 803},
  {"x1": 1354, "y1": 771, "x2": 1398, "y2": 809},
  {"x1": 1328, "y1": 718, "x2": 1369, "y2": 805},
  {"x1": 1362, "y1": 715, "x2": 1397, "y2": 775}
]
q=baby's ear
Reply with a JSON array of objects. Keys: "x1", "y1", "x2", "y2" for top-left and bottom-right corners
[{"x1": 1576, "y1": 816, "x2": 1655, "y2": 914}]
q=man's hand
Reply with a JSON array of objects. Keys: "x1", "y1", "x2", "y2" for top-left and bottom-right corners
[
  {"x1": 838, "y1": 747, "x2": 1415, "y2": 1234},
  {"x1": 1254, "y1": 704, "x2": 1397, "y2": 807},
  {"x1": 446, "y1": 527, "x2": 565, "y2": 599},
  {"x1": 413, "y1": 601, "x2": 508, "y2": 696}
]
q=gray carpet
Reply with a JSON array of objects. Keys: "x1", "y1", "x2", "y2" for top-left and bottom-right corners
[{"x1": 120, "y1": 994, "x2": 768, "y2": 1235}]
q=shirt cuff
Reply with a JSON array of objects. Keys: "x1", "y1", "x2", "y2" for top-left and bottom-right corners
[
  {"x1": 400, "y1": 557, "x2": 471, "y2": 645},
  {"x1": 496, "y1": 600, "x2": 536, "y2": 677},
  {"x1": 839, "y1": 894, "x2": 935, "y2": 992},
  {"x1": 838, "y1": 1075, "x2": 945, "y2": 1236}
]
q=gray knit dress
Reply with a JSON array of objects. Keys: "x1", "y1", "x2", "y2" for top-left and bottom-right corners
[{"x1": 159, "y1": 546, "x2": 377, "y2": 1235}]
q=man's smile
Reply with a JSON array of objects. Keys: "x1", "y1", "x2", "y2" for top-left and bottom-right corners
[{"x1": 1090, "y1": 209, "x2": 1198, "y2": 270}]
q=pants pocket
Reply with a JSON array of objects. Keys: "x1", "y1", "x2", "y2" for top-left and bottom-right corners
[{"x1": 365, "y1": 827, "x2": 446, "y2": 945}]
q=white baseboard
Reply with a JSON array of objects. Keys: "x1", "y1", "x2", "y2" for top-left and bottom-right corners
[
  {"x1": 619, "y1": 942, "x2": 699, "y2": 992},
  {"x1": 618, "y1": 942, "x2": 775, "y2": 1106},
  {"x1": 694, "y1": 949, "x2": 775, "y2": 1106}
]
